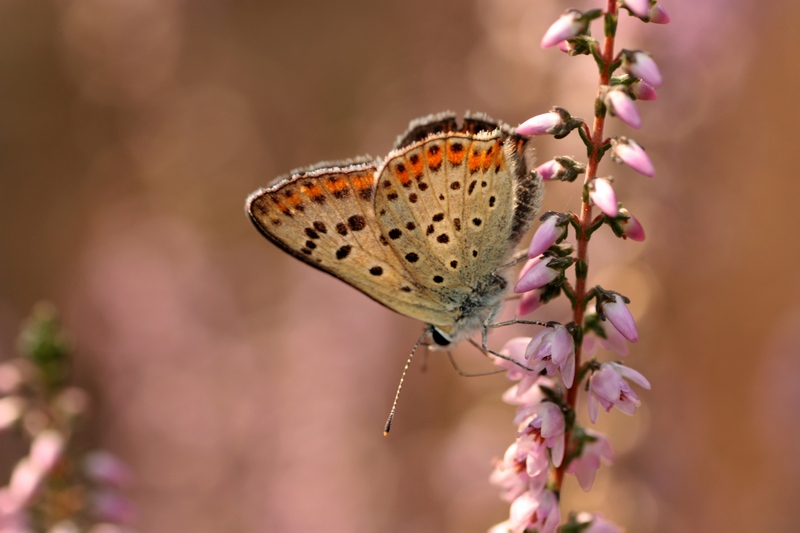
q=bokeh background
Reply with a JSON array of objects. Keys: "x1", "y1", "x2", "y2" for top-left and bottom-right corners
[{"x1": 1, "y1": 1, "x2": 797, "y2": 532}]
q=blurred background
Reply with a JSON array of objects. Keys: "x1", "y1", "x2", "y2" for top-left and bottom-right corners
[{"x1": 0, "y1": 1, "x2": 796, "y2": 532}]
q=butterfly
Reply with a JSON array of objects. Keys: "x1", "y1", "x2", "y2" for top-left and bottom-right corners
[{"x1": 246, "y1": 112, "x2": 543, "y2": 348}]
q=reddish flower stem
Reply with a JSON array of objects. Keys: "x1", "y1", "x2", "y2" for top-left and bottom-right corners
[{"x1": 553, "y1": 0, "x2": 618, "y2": 493}]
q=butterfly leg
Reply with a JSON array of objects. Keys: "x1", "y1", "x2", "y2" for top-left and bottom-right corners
[
  {"x1": 495, "y1": 249, "x2": 529, "y2": 272},
  {"x1": 467, "y1": 338, "x2": 536, "y2": 372}
]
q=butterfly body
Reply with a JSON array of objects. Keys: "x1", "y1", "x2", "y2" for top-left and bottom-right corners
[{"x1": 246, "y1": 112, "x2": 542, "y2": 346}]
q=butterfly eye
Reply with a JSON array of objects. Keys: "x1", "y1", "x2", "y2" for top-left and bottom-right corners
[{"x1": 431, "y1": 327, "x2": 452, "y2": 347}]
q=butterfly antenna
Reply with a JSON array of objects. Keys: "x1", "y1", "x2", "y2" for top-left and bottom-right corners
[{"x1": 384, "y1": 330, "x2": 426, "y2": 436}]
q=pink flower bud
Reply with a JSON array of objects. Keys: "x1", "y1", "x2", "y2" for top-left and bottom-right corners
[
  {"x1": 612, "y1": 137, "x2": 655, "y2": 177},
  {"x1": 576, "y1": 512, "x2": 624, "y2": 533},
  {"x1": 601, "y1": 294, "x2": 638, "y2": 342},
  {"x1": 624, "y1": 0, "x2": 650, "y2": 18},
  {"x1": 541, "y1": 10, "x2": 585, "y2": 49},
  {"x1": 535, "y1": 159, "x2": 564, "y2": 180},
  {"x1": 589, "y1": 178, "x2": 619, "y2": 217},
  {"x1": 30, "y1": 429, "x2": 64, "y2": 473},
  {"x1": 606, "y1": 89, "x2": 641, "y2": 129},
  {"x1": 515, "y1": 257, "x2": 559, "y2": 293},
  {"x1": 0, "y1": 396, "x2": 25, "y2": 430},
  {"x1": 631, "y1": 80, "x2": 658, "y2": 101},
  {"x1": 528, "y1": 215, "x2": 567, "y2": 258},
  {"x1": 518, "y1": 289, "x2": 545, "y2": 316},
  {"x1": 625, "y1": 51, "x2": 663, "y2": 88},
  {"x1": 557, "y1": 40, "x2": 570, "y2": 54},
  {"x1": 91, "y1": 491, "x2": 136, "y2": 524},
  {"x1": 648, "y1": 4, "x2": 670, "y2": 24},
  {"x1": 84, "y1": 451, "x2": 133, "y2": 489},
  {"x1": 517, "y1": 112, "x2": 563, "y2": 136},
  {"x1": 619, "y1": 208, "x2": 646, "y2": 241},
  {"x1": 566, "y1": 431, "x2": 614, "y2": 491}
]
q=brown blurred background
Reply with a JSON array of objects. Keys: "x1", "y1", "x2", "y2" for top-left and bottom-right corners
[{"x1": 0, "y1": 1, "x2": 797, "y2": 532}]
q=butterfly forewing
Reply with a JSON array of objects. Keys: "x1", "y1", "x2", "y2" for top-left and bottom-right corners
[{"x1": 247, "y1": 163, "x2": 458, "y2": 325}]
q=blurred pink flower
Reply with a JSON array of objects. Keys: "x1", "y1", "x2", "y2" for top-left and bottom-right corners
[
  {"x1": 600, "y1": 294, "x2": 639, "y2": 342},
  {"x1": 576, "y1": 512, "x2": 624, "y2": 533},
  {"x1": 583, "y1": 319, "x2": 630, "y2": 357},
  {"x1": 589, "y1": 178, "x2": 619, "y2": 217},
  {"x1": 612, "y1": 137, "x2": 656, "y2": 177},
  {"x1": 90, "y1": 491, "x2": 136, "y2": 524},
  {"x1": 84, "y1": 451, "x2": 133, "y2": 489},
  {"x1": 30, "y1": 430, "x2": 64, "y2": 473},
  {"x1": 588, "y1": 362, "x2": 651, "y2": 423},
  {"x1": 606, "y1": 89, "x2": 641, "y2": 129},
  {"x1": 540, "y1": 10, "x2": 585, "y2": 49},
  {"x1": 525, "y1": 325, "x2": 575, "y2": 388},
  {"x1": 624, "y1": 0, "x2": 650, "y2": 18},
  {"x1": 566, "y1": 430, "x2": 614, "y2": 490}
]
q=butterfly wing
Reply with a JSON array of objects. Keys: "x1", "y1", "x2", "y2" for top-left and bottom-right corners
[
  {"x1": 246, "y1": 160, "x2": 454, "y2": 323},
  {"x1": 373, "y1": 113, "x2": 542, "y2": 338}
]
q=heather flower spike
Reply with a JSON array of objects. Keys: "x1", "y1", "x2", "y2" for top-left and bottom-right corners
[
  {"x1": 611, "y1": 137, "x2": 656, "y2": 177},
  {"x1": 605, "y1": 88, "x2": 641, "y2": 129},
  {"x1": 492, "y1": 1, "x2": 660, "y2": 529},
  {"x1": 622, "y1": 50, "x2": 663, "y2": 88},
  {"x1": 588, "y1": 178, "x2": 619, "y2": 217}
]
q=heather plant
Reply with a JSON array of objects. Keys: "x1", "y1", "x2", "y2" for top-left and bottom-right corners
[
  {"x1": 0, "y1": 304, "x2": 135, "y2": 533},
  {"x1": 487, "y1": 1, "x2": 667, "y2": 531}
]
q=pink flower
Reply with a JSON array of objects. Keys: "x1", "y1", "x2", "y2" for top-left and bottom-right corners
[
  {"x1": 84, "y1": 451, "x2": 133, "y2": 489},
  {"x1": 517, "y1": 112, "x2": 563, "y2": 136},
  {"x1": 575, "y1": 512, "x2": 625, "y2": 533},
  {"x1": 606, "y1": 89, "x2": 641, "y2": 129},
  {"x1": 566, "y1": 429, "x2": 614, "y2": 490},
  {"x1": 489, "y1": 443, "x2": 530, "y2": 503},
  {"x1": 611, "y1": 137, "x2": 655, "y2": 177},
  {"x1": 493, "y1": 337, "x2": 540, "y2": 395},
  {"x1": 588, "y1": 362, "x2": 651, "y2": 423},
  {"x1": 525, "y1": 325, "x2": 575, "y2": 388},
  {"x1": 540, "y1": 10, "x2": 586, "y2": 49},
  {"x1": 515, "y1": 256, "x2": 559, "y2": 293},
  {"x1": 583, "y1": 318, "x2": 630, "y2": 357},
  {"x1": 589, "y1": 178, "x2": 619, "y2": 217},
  {"x1": 618, "y1": 207, "x2": 646, "y2": 241},
  {"x1": 624, "y1": 0, "x2": 650, "y2": 18},
  {"x1": 624, "y1": 50, "x2": 663, "y2": 88},
  {"x1": 600, "y1": 294, "x2": 638, "y2": 342},
  {"x1": 648, "y1": 4, "x2": 670, "y2": 24},
  {"x1": 517, "y1": 288, "x2": 545, "y2": 316},
  {"x1": 528, "y1": 214, "x2": 568, "y2": 258},
  {"x1": 0, "y1": 397, "x2": 25, "y2": 431},
  {"x1": 91, "y1": 491, "x2": 136, "y2": 524},
  {"x1": 509, "y1": 490, "x2": 560, "y2": 533},
  {"x1": 30, "y1": 429, "x2": 64, "y2": 473},
  {"x1": 535, "y1": 159, "x2": 564, "y2": 180},
  {"x1": 631, "y1": 80, "x2": 658, "y2": 101},
  {"x1": 518, "y1": 402, "x2": 566, "y2": 467}
]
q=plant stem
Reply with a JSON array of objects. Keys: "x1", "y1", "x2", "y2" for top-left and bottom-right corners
[{"x1": 553, "y1": 0, "x2": 618, "y2": 494}]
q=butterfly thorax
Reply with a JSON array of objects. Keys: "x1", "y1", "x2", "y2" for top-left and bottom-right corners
[{"x1": 428, "y1": 270, "x2": 510, "y2": 347}]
